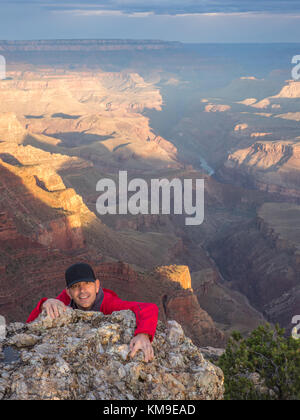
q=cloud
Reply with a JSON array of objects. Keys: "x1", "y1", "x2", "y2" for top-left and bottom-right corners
[
  {"x1": 1, "y1": 0, "x2": 300, "y2": 42},
  {"x1": 52, "y1": 9, "x2": 300, "y2": 20},
  {"x1": 62, "y1": 9, "x2": 123, "y2": 17},
  {"x1": 3, "y1": 0, "x2": 300, "y2": 15},
  {"x1": 52, "y1": 8, "x2": 155, "y2": 18}
]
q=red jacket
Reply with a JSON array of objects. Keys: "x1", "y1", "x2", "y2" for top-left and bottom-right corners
[{"x1": 26, "y1": 288, "x2": 159, "y2": 342}]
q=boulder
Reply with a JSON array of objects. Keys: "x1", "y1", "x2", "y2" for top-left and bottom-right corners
[{"x1": 0, "y1": 309, "x2": 224, "y2": 400}]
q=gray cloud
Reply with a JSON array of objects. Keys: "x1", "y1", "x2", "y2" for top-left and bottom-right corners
[
  {"x1": 2, "y1": 0, "x2": 300, "y2": 14},
  {"x1": 1, "y1": 0, "x2": 300, "y2": 42}
]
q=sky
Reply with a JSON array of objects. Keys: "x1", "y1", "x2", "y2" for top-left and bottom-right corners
[{"x1": 1, "y1": 0, "x2": 300, "y2": 42}]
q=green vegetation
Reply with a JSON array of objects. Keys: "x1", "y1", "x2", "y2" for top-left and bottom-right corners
[{"x1": 218, "y1": 323, "x2": 300, "y2": 400}]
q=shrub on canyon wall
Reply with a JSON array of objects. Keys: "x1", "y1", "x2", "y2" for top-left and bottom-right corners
[{"x1": 218, "y1": 323, "x2": 300, "y2": 400}]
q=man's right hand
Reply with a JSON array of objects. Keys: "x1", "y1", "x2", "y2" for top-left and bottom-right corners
[{"x1": 42, "y1": 299, "x2": 67, "y2": 319}]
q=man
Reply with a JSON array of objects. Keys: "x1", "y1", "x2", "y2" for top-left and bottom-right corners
[{"x1": 27, "y1": 263, "x2": 158, "y2": 363}]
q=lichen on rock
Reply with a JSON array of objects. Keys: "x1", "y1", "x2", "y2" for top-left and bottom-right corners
[{"x1": 0, "y1": 309, "x2": 224, "y2": 400}]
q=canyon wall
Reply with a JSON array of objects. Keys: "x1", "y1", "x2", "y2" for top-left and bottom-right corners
[
  {"x1": 97, "y1": 262, "x2": 225, "y2": 348},
  {"x1": 217, "y1": 141, "x2": 300, "y2": 201},
  {"x1": 208, "y1": 203, "x2": 300, "y2": 333}
]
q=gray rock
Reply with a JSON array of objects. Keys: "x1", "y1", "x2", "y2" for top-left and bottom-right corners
[
  {"x1": 166, "y1": 320, "x2": 185, "y2": 346},
  {"x1": 6, "y1": 322, "x2": 26, "y2": 335},
  {"x1": 0, "y1": 315, "x2": 6, "y2": 341},
  {"x1": 198, "y1": 347, "x2": 225, "y2": 362},
  {"x1": 7, "y1": 333, "x2": 40, "y2": 348},
  {"x1": 0, "y1": 309, "x2": 224, "y2": 400}
]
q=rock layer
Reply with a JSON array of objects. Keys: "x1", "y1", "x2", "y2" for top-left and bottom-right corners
[
  {"x1": 217, "y1": 141, "x2": 300, "y2": 200},
  {"x1": 154, "y1": 265, "x2": 192, "y2": 290}
]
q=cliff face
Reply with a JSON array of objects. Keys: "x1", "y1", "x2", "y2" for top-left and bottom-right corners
[
  {"x1": 165, "y1": 293, "x2": 225, "y2": 348},
  {"x1": 263, "y1": 285, "x2": 300, "y2": 330},
  {"x1": 208, "y1": 202, "x2": 300, "y2": 333},
  {"x1": 0, "y1": 212, "x2": 19, "y2": 241},
  {"x1": 36, "y1": 215, "x2": 85, "y2": 250},
  {"x1": 273, "y1": 80, "x2": 300, "y2": 98},
  {"x1": 0, "y1": 113, "x2": 27, "y2": 144},
  {"x1": 191, "y1": 269, "x2": 267, "y2": 339},
  {"x1": 256, "y1": 202, "x2": 300, "y2": 256},
  {"x1": 93, "y1": 261, "x2": 139, "y2": 284},
  {"x1": 0, "y1": 72, "x2": 163, "y2": 115},
  {"x1": 97, "y1": 262, "x2": 225, "y2": 348},
  {"x1": 0, "y1": 70, "x2": 181, "y2": 172},
  {"x1": 154, "y1": 265, "x2": 192, "y2": 290},
  {"x1": 0, "y1": 309, "x2": 224, "y2": 400},
  {"x1": 217, "y1": 141, "x2": 300, "y2": 200},
  {"x1": 0, "y1": 158, "x2": 88, "y2": 251},
  {"x1": 0, "y1": 142, "x2": 91, "y2": 171}
]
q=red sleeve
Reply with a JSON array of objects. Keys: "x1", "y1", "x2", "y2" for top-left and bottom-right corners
[
  {"x1": 26, "y1": 297, "x2": 48, "y2": 323},
  {"x1": 26, "y1": 289, "x2": 71, "y2": 323},
  {"x1": 55, "y1": 289, "x2": 71, "y2": 306},
  {"x1": 101, "y1": 292, "x2": 159, "y2": 342}
]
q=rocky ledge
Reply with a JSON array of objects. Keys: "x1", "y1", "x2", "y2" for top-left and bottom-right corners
[{"x1": 0, "y1": 309, "x2": 224, "y2": 400}]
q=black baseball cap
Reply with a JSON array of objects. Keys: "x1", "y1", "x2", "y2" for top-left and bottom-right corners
[{"x1": 65, "y1": 263, "x2": 96, "y2": 288}]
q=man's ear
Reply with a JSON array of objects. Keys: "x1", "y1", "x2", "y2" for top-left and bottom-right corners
[
  {"x1": 95, "y1": 279, "x2": 100, "y2": 293},
  {"x1": 66, "y1": 288, "x2": 71, "y2": 298}
]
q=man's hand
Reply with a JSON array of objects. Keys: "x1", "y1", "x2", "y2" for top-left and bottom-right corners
[
  {"x1": 130, "y1": 333, "x2": 154, "y2": 363},
  {"x1": 42, "y1": 299, "x2": 67, "y2": 319}
]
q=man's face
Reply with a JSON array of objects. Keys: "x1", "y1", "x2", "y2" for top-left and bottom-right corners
[{"x1": 66, "y1": 279, "x2": 100, "y2": 310}]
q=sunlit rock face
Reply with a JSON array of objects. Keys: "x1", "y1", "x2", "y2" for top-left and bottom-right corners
[
  {"x1": 0, "y1": 70, "x2": 181, "y2": 172},
  {"x1": 218, "y1": 141, "x2": 300, "y2": 199},
  {"x1": 273, "y1": 80, "x2": 300, "y2": 98},
  {"x1": 0, "y1": 310, "x2": 224, "y2": 400},
  {"x1": 0, "y1": 113, "x2": 27, "y2": 144},
  {"x1": 154, "y1": 265, "x2": 192, "y2": 290}
]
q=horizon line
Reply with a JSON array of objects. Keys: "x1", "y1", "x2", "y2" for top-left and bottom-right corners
[{"x1": 1, "y1": 38, "x2": 300, "y2": 44}]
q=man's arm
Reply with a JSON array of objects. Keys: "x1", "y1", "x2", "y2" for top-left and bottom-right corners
[
  {"x1": 101, "y1": 291, "x2": 158, "y2": 362},
  {"x1": 26, "y1": 290, "x2": 70, "y2": 323},
  {"x1": 26, "y1": 298, "x2": 48, "y2": 323},
  {"x1": 101, "y1": 292, "x2": 159, "y2": 342}
]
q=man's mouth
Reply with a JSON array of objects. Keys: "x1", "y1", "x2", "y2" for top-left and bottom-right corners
[{"x1": 79, "y1": 295, "x2": 89, "y2": 301}]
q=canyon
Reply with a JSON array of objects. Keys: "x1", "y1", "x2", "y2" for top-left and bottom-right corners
[{"x1": 0, "y1": 41, "x2": 299, "y2": 348}]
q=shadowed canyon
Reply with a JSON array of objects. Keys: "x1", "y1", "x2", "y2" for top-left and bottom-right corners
[{"x1": 0, "y1": 40, "x2": 299, "y2": 348}]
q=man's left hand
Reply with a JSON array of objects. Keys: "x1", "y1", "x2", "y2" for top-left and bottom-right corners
[{"x1": 130, "y1": 333, "x2": 154, "y2": 362}]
